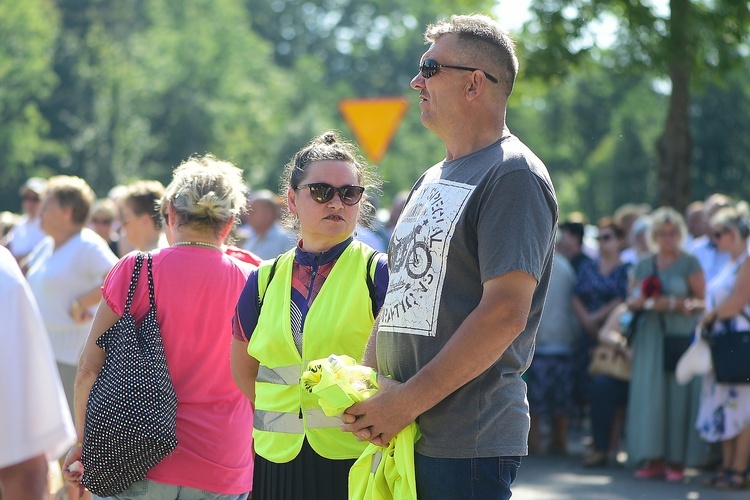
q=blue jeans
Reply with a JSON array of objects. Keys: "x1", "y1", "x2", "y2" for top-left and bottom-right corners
[
  {"x1": 414, "y1": 453, "x2": 521, "y2": 500},
  {"x1": 92, "y1": 479, "x2": 249, "y2": 500}
]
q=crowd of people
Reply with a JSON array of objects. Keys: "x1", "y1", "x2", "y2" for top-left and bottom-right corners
[
  {"x1": 2, "y1": 10, "x2": 747, "y2": 500},
  {"x1": 532, "y1": 194, "x2": 750, "y2": 491}
]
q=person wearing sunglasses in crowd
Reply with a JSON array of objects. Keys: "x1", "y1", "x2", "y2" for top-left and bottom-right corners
[
  {"x1": 231, "y1": 131, "x2": 389, "y2": 500},
  {"x1": 625, "y1": 206, "x2": 706, "y2": 482},
  {"x1": 695, "y1": 204, "x2": 750, "y2": 490},
  {"x1": 572, "y1": 218, "x2": 631, "y2": 467},
  {"x1": 341, "y1": 14, "x2": 557, "y2": 500},
  {"x1": 2, "y1": 177, "x2": 48, "y2": 263},
  {"x1": 88, "y1": 198, "x2": 121, "y2": 257}
]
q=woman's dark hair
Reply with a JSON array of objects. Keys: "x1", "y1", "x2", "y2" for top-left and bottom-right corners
[
  {"x1": 280, "y1": 130, "x2": 381, "y2": 232},
  {"x1": 597, "y1": 217, "x2": 624, "y2": 239}
]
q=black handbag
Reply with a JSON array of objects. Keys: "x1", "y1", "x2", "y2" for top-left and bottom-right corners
[
  {"x1": 705, "y1": 314, "x2": 750, "y2": 384},
  {"x1": 663, "y1": 335, "x2": 693, "y2": 373},
  {"x1": 82, "y1": 253, "x2": 178, "y2": 497}
]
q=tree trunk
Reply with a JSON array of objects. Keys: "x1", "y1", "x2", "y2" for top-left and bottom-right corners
[{"x1": 657, "y1": 0, "x2": 692, "y2": 213}]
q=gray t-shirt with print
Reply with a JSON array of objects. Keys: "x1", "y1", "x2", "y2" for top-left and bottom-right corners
[{"x1": 376, "y1": 135, "x2": 558, "y2": 458}]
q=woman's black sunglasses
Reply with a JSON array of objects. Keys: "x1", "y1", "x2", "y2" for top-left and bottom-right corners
[
  {"x1": 419, "y1": 58, "x2": 498, "y2": 84},
  {"x1": 296, "y1": 183, "x2": 365, "y2": 206}
]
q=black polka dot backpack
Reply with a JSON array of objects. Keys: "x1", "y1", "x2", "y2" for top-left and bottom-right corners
[{"x1": 81, "y1": 252, "x2": 178, "y2": 497}]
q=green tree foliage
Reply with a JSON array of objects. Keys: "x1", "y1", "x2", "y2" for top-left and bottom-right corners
[
  {"x1": 691, "y1": 64, "x2": 750, "y2": 203},
  {"x1": 37, "y1": 0, "x2": 292, "y2": 198},
  {"x1": 245, "y1": 0, "x2": 495, "y2": 202},
  {"x1": 0, "y1": 0, "x2": 494, "y2": 213},
  {"x1": 522, "y1": 0, "x2": 750, "y2": 213},
  {"x1": 15, "y1": 0, "x2": 749, "y2": 224},
  {"x1": 0, "y1": 0, "x2": 62, "y2": 205},
  {"x1": 247, "y1": 0, "x2": 493, "y2": 92},
  {"x1": 511, "y1": 65, "x2": 665, "y2": 220}
]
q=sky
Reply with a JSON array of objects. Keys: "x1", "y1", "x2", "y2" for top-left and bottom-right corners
[
  {"x1": 494, "y1": 0, "x2": 533, "y2": 32},
  {"x1": 493, "y1": 0, "x2": 671, "y2": 37}
]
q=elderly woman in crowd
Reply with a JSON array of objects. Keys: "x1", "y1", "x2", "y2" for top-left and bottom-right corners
[
  {"x1": 695, "y1": 204, "x2": 750, "y2": 490},
  {"x1": 573, "y1": 218, "x2": 631, "y2": 467},
  {"x1": 625, "y1": 206, "x2": 706, "y2": 482},
  {"x1": 25, "y1": 175, "x2": 118, "y2": 500},
  {"x1": 3, "y1": 177, "x2": 48, "y2": 261},
  {"x1": 231, "y1": 131, "x2": 388, "y2": 500},
  {"x1": 63, "y1": 156, "x2": 256, "y2": 499},
  {"x1": 25, "y1": 176, "x2": 119, "y2": 416},
  {"x1": 88, "y1": 198, "x2": 121, "y2": 256},
  {"x1": 117, "y1": 180, "x2": 168, "y2": 252}
]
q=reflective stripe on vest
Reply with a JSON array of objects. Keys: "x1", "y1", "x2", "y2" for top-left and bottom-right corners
[
  {"x1": 304, "y1": 408, "x2": 341, "y2": 429},
  {"x1": 254, "y1": 407, "x2": 341, "y2": 433},
  {"x1": 254, "y1": 409, "x2": 303, "y2": 434},
  {"x1": 256, "y1": 364, "x2": 299, "y2": 385}
]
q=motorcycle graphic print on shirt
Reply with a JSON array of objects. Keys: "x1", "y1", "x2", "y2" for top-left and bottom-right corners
[{"x1": 380, "y1": 177, "x2": 473, "y2": 336}]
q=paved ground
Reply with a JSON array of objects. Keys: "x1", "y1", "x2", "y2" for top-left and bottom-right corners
[
  {"x1": 513, "y1": 454, "x2": 747, "y2": 500},
  {"x1": 512, "y1": 427, "x2": 747, "y2": 500}
]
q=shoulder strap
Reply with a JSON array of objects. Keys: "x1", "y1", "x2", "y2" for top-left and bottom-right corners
[
  {"x1": 365, "y1": 250, "x2": 381, "y2": 318},
  {"x1": 123, "y1": 253, "x2": 145, "y2": 315},
  {"x1": 146, "y1": 253, "x2": 156, "y2": 312},
  {"x1": 258, "y1": 256, "x2": 280, "y2": 310}
]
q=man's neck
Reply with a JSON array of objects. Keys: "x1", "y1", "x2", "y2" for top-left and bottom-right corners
[{"x1": 442, "y1": 124, "x2": 510, "y2": 161}]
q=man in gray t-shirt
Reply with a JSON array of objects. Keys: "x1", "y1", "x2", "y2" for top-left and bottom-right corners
[{"x1": 343, "y1": 14, "x2": 557, "y2": 499}]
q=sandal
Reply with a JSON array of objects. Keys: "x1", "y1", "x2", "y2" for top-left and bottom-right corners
[
  {"x1": 703, "y1": 466, "x2": 730, "y2": 487},
  {"x1": 634, "y1": 460, "x2": 666, "y2": 480},
  {"x1": 665, "y1": 465, "x2": 685, "y2": 482},
  {"x1": 714, "y1": 469, "x2": 749, "y2": 490}
]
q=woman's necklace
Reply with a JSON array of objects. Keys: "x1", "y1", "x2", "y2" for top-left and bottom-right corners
[{"x1": 171, "y1": 241, "x2": 222, "y2": 251}]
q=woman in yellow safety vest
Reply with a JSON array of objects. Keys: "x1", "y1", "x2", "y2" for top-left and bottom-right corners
[{"x1": 231, "y1": 131, "x2": 389, "y2": 500}]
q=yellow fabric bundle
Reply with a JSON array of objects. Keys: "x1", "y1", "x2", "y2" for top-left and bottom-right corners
[
  {"x1": 348, "y1": 422, "x2": 420, "y2": 500},
  {"x1": 301, "y1": 354, "x2": 419, "y2": 500},
  {"x1": 301, "y1": 354, "x2": 378, "y2": 417}
]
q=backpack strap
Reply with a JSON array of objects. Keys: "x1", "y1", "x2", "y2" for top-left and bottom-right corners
[{"x1": 257, "y1": 256, "x2": 280, "y2": 310}]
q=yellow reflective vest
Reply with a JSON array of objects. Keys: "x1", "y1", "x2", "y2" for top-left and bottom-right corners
[{"x1": 248, "y1": 241, "x2": 378, "y2": 462}]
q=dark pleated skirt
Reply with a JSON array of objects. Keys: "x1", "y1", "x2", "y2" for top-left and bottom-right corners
[{"x1": 252, "y1": 439, "x2": 356, "y2": 500}]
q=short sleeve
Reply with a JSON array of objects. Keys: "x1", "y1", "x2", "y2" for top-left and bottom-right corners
[
  {"x1": 685, "y1": 253, "x2": 703, "y2": 276},
  {"x1": 632, "y1": 256, "x2": 652, "y2": 283},
  {"x1": 476, "y1": 169, "x2": 557, "y2": 283},
  {"x1": 101, "y1": 252, "x2": 139, "y2": 316},
  {"x1": 233, "y1": 269, "x2": 261, "y2": 342},
  {"x1": 85, "y1": 236, "x2": 119, "y2": 281},
  {"x1": 373, "y1": 253, "x2": 389, "y2": 314}
]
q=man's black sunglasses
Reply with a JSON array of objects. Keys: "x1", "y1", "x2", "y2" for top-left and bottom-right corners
[
  {"x1": 419, "y1": 58, "x2": 498, "y2": 84},
  {"x1": 296, "y1": 183, "x2": 365, "y2": 206}
]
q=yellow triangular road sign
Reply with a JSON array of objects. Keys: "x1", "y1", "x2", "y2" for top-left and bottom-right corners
[{"x1": 339, "y1": 97, "x2": 409, "y2": 164}]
